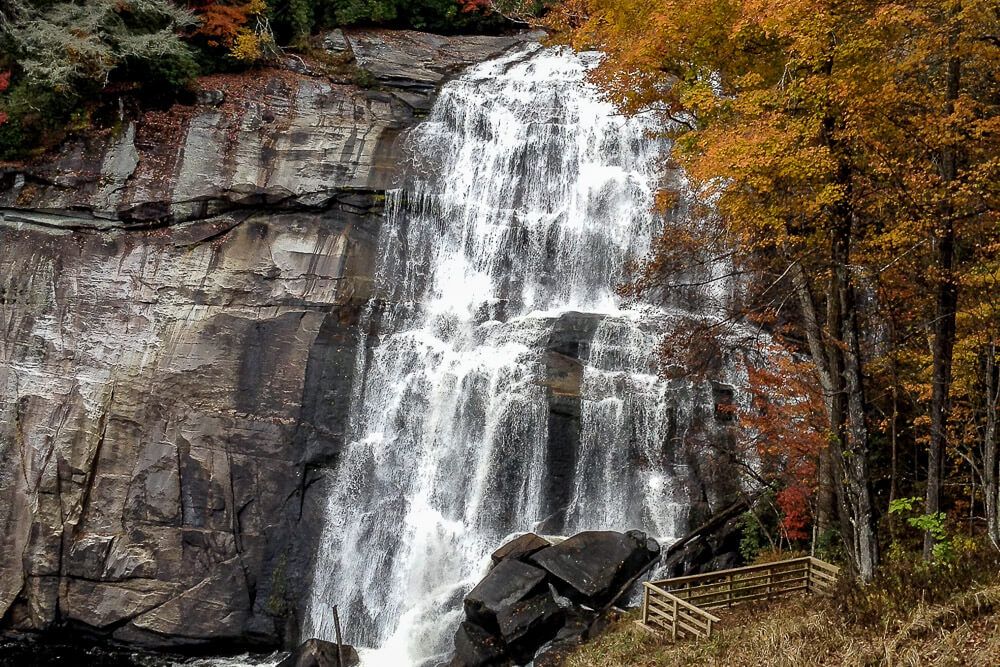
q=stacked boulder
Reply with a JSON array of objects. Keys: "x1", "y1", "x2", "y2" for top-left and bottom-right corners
[{"x1": 452, "y1": 530, "x2": 660, "y2": 667}]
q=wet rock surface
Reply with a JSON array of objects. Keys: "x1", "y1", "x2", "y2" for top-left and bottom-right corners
[
  {"x1": 0, "y1": 28, "x2": 537, "y2": 652},
  {"x1": 276, "y1": 638, "x2": 360, "y2": 667},
  {"x1": 464, "y1": 560, "x2": 549, "y2": 631},
  {"x1": 530, "y1": 530, "x2": 661, "y2": 607},
  {"x1": 452, "y1": 530, "x2": 660, "y2": 667}
]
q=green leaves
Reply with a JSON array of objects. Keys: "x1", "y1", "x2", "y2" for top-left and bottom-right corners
[{"x1": 889, "y1": 496, "x2": 956, "y2": 562}]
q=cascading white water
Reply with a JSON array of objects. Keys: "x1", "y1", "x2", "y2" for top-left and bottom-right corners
[{"x1": 304, "y1": 45, "x2": 729, "y2": 666}]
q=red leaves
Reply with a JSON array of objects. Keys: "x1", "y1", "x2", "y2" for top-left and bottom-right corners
[
  {"x1": 741, "y1": 352, "x2": 828, "y2": 544},
  {"x1": 777, "y1": 485, "x2": 812, "y2": 541},
  {"x1": 0, "y1": 71, "x2": 9, "y2": 127},
  {"x1": 458, "y1": 0, "x2": 492, "y2": 12}
]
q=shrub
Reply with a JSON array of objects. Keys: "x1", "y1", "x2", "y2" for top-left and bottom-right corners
[
  {"x1": 0, "y1": 0, "x2": 200, "y2": 157},
  {"x1": 0, "y1": 79, "x2": 77, "y2": 159},
  {"x1": 837, "y1": 538, "x2": 1000, "y2": 627}
]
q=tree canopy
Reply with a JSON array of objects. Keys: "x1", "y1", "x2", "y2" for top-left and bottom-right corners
[{"x1": 536, "y1": 0, "x2": 1000, "y2": 578}]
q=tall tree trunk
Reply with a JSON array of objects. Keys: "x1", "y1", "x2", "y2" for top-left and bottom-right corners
[
  {"x1": 924, "y1": 44, "x2": 962, "y2": 560},
  {"x1": 840, "y1": 278, "x2": 879, "y2": 579},
  {"x1": 984, "y1": 342, "x2": 999, "y2": 548},
  {"x1": 823, "y1": 220, "x2": 879, "y2": 581},
  {"x1": 889, "y1": 318, "x2": 900, "y2": 508},
  {"x1": 805, "y1": 46, "x2": 880, "y2": 581}
]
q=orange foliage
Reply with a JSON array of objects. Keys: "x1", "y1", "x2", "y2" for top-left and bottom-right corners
[
  {"x1": 458, "y1": 0, "x2": 492, "y2": 11},
  {"x1": 550, "y1": 0, "x2": 1000, "y2": 563},
  {"x1": 189, "y1": 1, "x2": 252, "y2": 49}
]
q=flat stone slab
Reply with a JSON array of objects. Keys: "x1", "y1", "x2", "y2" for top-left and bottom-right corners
[
  {"x1": 491, "y1": 533, "x2": 552, "y2": 566},
  {"x1": 345, "y1": 29, "x2": 541, "y2": 89},
  {"x1": 530, "y1": 530, "x2": 659, "y2": 607}
]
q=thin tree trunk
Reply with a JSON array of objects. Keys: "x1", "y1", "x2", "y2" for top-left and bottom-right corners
[
  {"x1": 925, "y1": 43, "x2": 962, "y2": 561},
  {"x1": 825, "y1": 231, "x2": 866, "y2": 579},
  {"x1": 889, "y1": 319, "x2": 900, "y2": 507},
  {"x1": 791, "y1": 262, "x2": 837, "y2": 538},
  {"x1": 984, "y1": 342, "x2": 999, "y2": 548}
]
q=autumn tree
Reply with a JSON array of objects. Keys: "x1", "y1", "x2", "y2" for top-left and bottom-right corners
[
  {"x1": 828, "y1": 0, "x2": 1000, "y2": 558},
  {"x1": 544, "y1": 0, "x2": 999, "y2": 577},
  {"x1": 1, "y1": 0, "x2": 197, "y2": 93},
  {"x1": 543, "y1": 0, "x2": 885, "y2": 579}
]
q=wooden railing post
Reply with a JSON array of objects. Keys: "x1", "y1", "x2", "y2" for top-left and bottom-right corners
[
  {"x1": 642, "y1": 584, "x2": 649, "y2": 624},
  {"x1": 671, "y1": 596, "x2": 678, "y2": 641}
]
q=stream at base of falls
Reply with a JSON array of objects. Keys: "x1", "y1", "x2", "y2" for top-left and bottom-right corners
[{"x1": 303, "y1": 44, "x2": 740, "y2": 667}]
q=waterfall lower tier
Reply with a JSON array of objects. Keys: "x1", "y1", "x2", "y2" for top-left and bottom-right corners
[{"x1": 304, "y1": 45, "x2": 739, "y2": 666}]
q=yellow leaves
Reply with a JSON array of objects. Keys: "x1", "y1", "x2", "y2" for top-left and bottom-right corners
[{"x1": 230, "y1": 28, "x2": 272, "y2": 62}]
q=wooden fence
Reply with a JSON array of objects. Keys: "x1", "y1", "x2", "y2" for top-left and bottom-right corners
[{"x1": 641, "y1": 557, "x2": 840, "y2": 639}]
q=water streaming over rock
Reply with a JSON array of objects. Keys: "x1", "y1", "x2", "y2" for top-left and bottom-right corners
[{"x1": 304, "y1": 45, "x2": 737, "y2": 666}]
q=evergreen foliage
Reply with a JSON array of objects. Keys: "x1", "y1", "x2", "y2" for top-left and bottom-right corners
[{"x1": 0, "y1": 0, "x2": 505, "y2": 158}]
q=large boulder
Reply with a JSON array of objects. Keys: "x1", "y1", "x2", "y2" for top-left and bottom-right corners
[
  {"x1": 464, "y1": 559, "x2": 548, "y2": 631},
  {"x1": 276, "y1": 638, "x2": 360, "y2": 667},
  {"x1": 498, "y1": 591, "x2": 564, "y2": 662},
  {"x1": 530, "y1": 530, "x2": 660, "y2": 608}
]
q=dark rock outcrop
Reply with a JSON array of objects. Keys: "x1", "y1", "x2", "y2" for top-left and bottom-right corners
[
  {"x1": 276, "y1": 638, "x2": 360, "y2": 667},
  {"x1": 658, "y1": 498, "x2": 749, "y2": 578},
  {"x1": 452, "y1": 530, "x2": 659, "y2": 667},
  {"x1": 0, "y1": 28, "x2": 535, "y2": 652},
  {"x1": 537, "y1": 313, "x2": 604, "y2": 534},
  {"x1": 464, "y1": 560, "x2": 548, "y2": 631}
]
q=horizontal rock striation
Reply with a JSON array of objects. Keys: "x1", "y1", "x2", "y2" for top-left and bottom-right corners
[{"x1": 0, "y1": 29, "x2": 533, "y2": 651}]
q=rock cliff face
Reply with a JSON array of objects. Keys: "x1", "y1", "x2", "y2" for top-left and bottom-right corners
[{"x1": 0, "y1": 29, "x2": 534, "y2": 651}]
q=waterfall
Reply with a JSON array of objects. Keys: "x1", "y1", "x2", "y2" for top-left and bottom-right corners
[{"x1": 304, "y1": 45, "x2": 733, "y2": 666}]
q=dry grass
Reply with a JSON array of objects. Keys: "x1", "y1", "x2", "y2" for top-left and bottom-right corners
[{"x1": 562, "y1": 585, "x2": 1000, "y2": 667}]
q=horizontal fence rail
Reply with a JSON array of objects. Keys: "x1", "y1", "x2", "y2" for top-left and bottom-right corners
[
  {"x1": 640, "y1": 557, "x2": 840, "y2": 640},
  {"x1": 642, "y1": 583, "x2": 721, "y2": 640}
]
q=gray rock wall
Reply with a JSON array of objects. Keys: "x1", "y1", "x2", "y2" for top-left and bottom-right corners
[{"x1": 0, "y1": 29, "x2": 531, "y2": 650}]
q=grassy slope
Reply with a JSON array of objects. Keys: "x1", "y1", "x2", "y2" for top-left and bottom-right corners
[{"x1": 562, "y1": 584, "x2": 1000, "y2": 666}]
